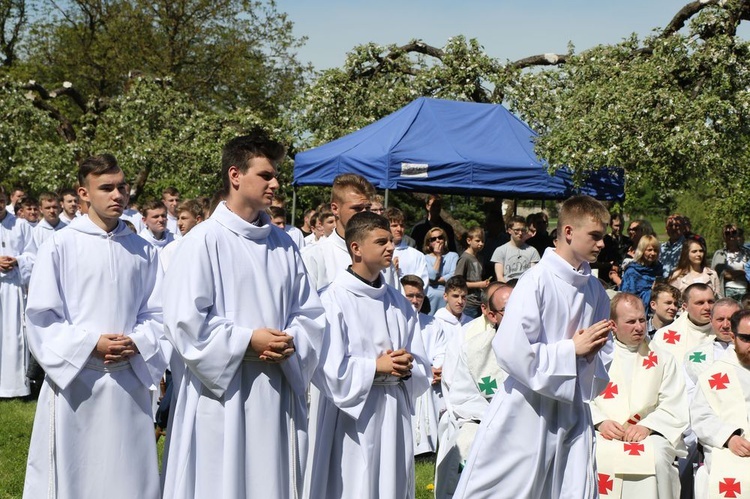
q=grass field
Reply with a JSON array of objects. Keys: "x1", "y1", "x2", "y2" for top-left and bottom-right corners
[{"x1": 0, "y1": 398, "x2": 436, "y2": 499}]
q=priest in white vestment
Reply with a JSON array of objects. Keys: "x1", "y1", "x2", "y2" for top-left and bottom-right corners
[
  {"x1": 651, "y1": 283, "x2": 717, "y2": 368},
  {"x1": 435, "y1": 284, "x2": 512, "y2": 499},
  {"x1": 161, "y1": 135, "x2": 325, "y2": 499},
  {"x1": 691, "y1": 308, "x2": 750, "y2": 499},
  {"x1": 454, "y1": 195, "x2": 614, "y2": 499},
  {"x1": 590, "y1": 293, "x2": 687, "y2": 499},
  {"x1": 23, "y1": 156, "x2": 166, "y2": 499},
  {"x1": 683, "y1": 298, "x2": 740, "y2": 401},
  {"x1": 0, "y1": 190, "x2": 36, "y2": 398},
  {"x1": 307, "y1": 212, "x2": 431, "y2": 499}
]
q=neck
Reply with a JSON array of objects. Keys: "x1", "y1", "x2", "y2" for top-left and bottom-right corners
[
  {"x1": 48, "y1": 218, "x2": 60, "y2": 227},
  {"x1": 335, "y1": 221, "x2": 345, "y2": 239},
  {"x1": 351, "y1": 261, "x2": 382, "y2": 283},
  {"x1": 447, "y1": 308, "x2": 462, "y2": 320},
  {"x1": 225, "y1": 197, "x2": 260, "y2": 224},
  {"x1": 150, "y1": 229, "x2": 165, "y2": 240},
  {"x1": 651, "y1": 315, "x2": 671, "y2": 330},
  {"x1": 465, "y1": 247, "x2": 477, "y2": 256},
  {"x1": 688, "y1": 315, "x2": 709, "y2": 328},
  {"x1": 554, "y1": 246, "x2": 585, "y2": 270},
  {"x1": 88, "y1": 211, "x2": 118, "y2": 232}
]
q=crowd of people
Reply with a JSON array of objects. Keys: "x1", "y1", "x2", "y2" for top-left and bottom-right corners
[{"x1": 1, "y1": 132, "x2": 750, "y2": 499}]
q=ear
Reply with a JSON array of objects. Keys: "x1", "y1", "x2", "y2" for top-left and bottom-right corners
[
  {"x1": 227, "y1": 165, "x2": 241, "y2": 189},
  {"x1": 649, "y1": 300, "x2": 657, "y2": 312},
  {"x1": 330, "y1": 200, "x2": 340, "y2": 219},
  {"x1": 77, "y1": 185, "x2": 89, "y2": 204},
  {"x1": 563, "y1": 224, "x2": 574, "y2": 242},
  {"x1": 349, "y1": 240, "x2": 362, "y2": 258}
]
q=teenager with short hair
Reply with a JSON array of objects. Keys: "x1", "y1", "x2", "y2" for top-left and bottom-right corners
[
  {"x1": 161, "y1": 132, "x2": 325, "y2": 499},
  {"x1": 23, "y1": 154, "x2": 166, "y2": 498},
  {"x1": 139, "y1": 199, "x2": 174, "y2": 252},
  {"x1": 162, "y1": 186, "x2": 180, "y2": 237},
  {"x1": 16, "y1": 195, "x2": 40, "y2": 227},
  {"x1": 455, "y1": 195, "x2": 613, "y2": 498},
  {"x1": 455, "y1": 227, "x2": 491, "y2": 318},
  {"x1": 306, "y1": 211, "x2": 430, "y2": 498},
  {"x1": 648, "y1": 283, "x2": 681, "y2": 338},
  {"x1": 386, "y1": 207, "x2": 429, "y2": 286},
  {"x1": 490, "y1": 215, "x2": 540, "y2": 283},
  {"x1": 58, "y1": 188, "x2": 79, "y2": 224},
  {"x1": 32, "y1": 192, "x2": 66, "y2": 248}
]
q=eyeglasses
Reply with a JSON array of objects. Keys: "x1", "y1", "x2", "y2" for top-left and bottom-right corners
[
  {"x1": 429, "y1": 236, "x2": 445, "y2": 242},
  {"x1": 725, "y1": 229, "x2": 739, "y2": 237}
]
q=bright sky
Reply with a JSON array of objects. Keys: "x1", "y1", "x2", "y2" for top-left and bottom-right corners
[{"x1": 282, "y1": 0, "x2": 721, "y2": 71}]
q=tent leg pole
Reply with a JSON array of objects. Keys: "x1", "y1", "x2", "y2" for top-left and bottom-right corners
[
  {"x1": 384, "y1": 189, "x2": 389, "y2": 209},
  {"x1": 291, "y1": 187, "x2": 297, "y2": 226}
]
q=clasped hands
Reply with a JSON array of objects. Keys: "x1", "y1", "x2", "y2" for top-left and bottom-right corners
[
  {"x1": 598, "y1": 420, "x2": 651, "y2": 442},
  {"x1": 93, "y1": 333, "x2": 139, "y2": 364},
  {"x1": 376, "y1": 349, "x2": 414, "y2": 379},
  {"x1": 250, "y1": 328, "x2": 295, "y2": 363},
  {"x1": 0, "y1": 256, "x2": 17, "y2": 271}
]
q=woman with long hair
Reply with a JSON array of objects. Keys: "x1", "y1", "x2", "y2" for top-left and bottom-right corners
[
  {"x1": 668, "y1": 237, "x2": 722, "y2": 296},
  {"x1": 423, "y1": 227, "x2": 459, "y2": 315},
  {"x1": 711, "y1": 224, "x2": 750, "y2": 299},
  {"x1": 619, "y1": 235, "x2": 663, "y2": 311}
]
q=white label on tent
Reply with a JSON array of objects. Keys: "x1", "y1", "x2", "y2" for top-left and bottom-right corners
[{"x1": 401, "y1": 162, "x2": 428, "y2": 178}]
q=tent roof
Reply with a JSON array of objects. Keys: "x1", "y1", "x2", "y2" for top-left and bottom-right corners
[{"x1": 293, "y1": 97, "x2": 624, "y2": 201}]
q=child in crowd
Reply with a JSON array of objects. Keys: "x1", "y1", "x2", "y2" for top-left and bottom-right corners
[
  {"x1": 308, "y1": 211, "x2": 430, "y2": 498},
  {"x1": 455, "y1": 228, "x2": 491, "y2": 319}
]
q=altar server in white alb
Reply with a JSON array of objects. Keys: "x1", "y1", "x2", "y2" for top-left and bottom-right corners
[
  {"x1": 32, "y1": 192, "x2": 66, "y2": 249},
  {"x1": 138, "y1": 200, "x2": 174, "y2": 252},
  {"x1": 307, "y1": 211, "x2": 431, "y2": 499},
  {"x1": 0, "y1": 187, "x2": 35, "y2": 398},
  {"x1": 454, "y1": 195, "x2": 613, "y2": 499},
  {"x1": 590, "y1": 293, "x2": 688, "y2": 499},
  {"x1": 23, "y1": 154, "x2": 166, "y2": 499},
  {"x1": 690, "y1": 308, "x2": 750, "y2": 499},
  {"x1": 161, "y1": 132, "x2": 325, "y2": 499}
]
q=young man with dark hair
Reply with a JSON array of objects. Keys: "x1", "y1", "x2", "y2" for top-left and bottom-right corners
[
  {"x1": 16, "y1": 195, "x2": 40, "y2": 227},
  {"x1": 32, "y1": 192, "x2": 65, "y2": 248},
  {"x1": 307, "y1": 211, "x2": 430, "y2": 498},
  {"x1": 455, "y1": 195, "x2": 613, "y2": 498},
  {"x1": 161, "y1": 132, "x2": 325, "y2": 499},
  {"x1": 58, "y1": 188, "x2": 79, "y2": 224},
  {"x1": 6, "y1": 186, "x2": 24, "y2": 215},
  {"x1": 139, "y1": 200, "x2": 174, "y2": 252},
  {"x1": 161, "y1": 186, "x2": 180, "y2": 238},
  {"x1": 386, "y1": 207, "x2": 429, "y2": 286},
  {"x1": 23, "y1": 153, "x2": 166, "y2": 498},
  {"x1": 648, "y1": 282, "x2": 681, "y2": 338},
  {"x1": 0, "y1": 187, "x2": 36, "y2": 398}
]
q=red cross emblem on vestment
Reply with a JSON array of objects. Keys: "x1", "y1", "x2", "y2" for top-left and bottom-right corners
[
  {"x1": 719, "y1": 477, "x2": 741, "y2": 498},
  {"x1": 642, "y1": 351, "x2": 658, "y2": 369},
  {"x1": 663, "y1": 330, "x2": 681, "y2": 344},
  {"x1": 623, "y1": 442, "x2": 645, "y2": 456},
  {"x1": 601, "y1": 382, "x2": 618, "y2": 399},
  {"x1": 598, "y1": 473, "x2": 614, "y2": 495},
  {"x1": 709, "y1": 372, "x2": 730, "y2": 390}
]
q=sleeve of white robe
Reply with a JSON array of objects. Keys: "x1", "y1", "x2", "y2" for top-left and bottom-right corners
[
  {"x1": 126, "y1": 249, "x2": 168, "y2": 390},
  {"x1": 448, "y1": 344, "x2": 490, "y2": 423},
  {"x1": 278, "y1": 252, "x2": 326, "y2": 398},
  {"x1": 162, "y1": 235, "x2": 255, "y2": 398},
  {"x1": 402, "y1": 306, "x2": 432, "y2": 404},
  {"x1": 491, "y1": 276, "x2": 579, "y2": 403},
  {"x1": 638, "y1": 351, "x2": 689, "y2": 447},
  {"x1": 314, "y1": 292, "x2": 378, "y2": 420},
  {"x1": 26, "y1": 239, "x2": 100, "y2": 390},
  {"x1": 690, "y1": 373, "x2": 741, "y2": 449},
  {"x1": 301, "y1": 243, "x2": 324, "y2": 292},
  {"x1": 15, "y1": 221, "x2": 36, "y2": 284}
]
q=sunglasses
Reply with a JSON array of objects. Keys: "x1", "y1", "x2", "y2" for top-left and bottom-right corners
[
  {"x1": 725, "y1": 229, "x2": 739, "y2": 237},
  {"x1": 429, "y1": 236, "x2": 445, "y2": 242},
  {"x1": 736, "y1": 333, "x2": 750, "y2": 343}
]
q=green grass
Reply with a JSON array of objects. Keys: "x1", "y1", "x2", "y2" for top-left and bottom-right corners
[
  {"x1": 0, "y1": 399, "x2": 35, "y2": 499},
  {"x1": 1, "y1": 398, "x2": 436, "y2": 499}
]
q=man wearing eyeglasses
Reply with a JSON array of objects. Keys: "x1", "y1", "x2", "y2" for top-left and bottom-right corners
[
  {"x1": 691, "y1": 309, "x2": 750, "y2": 498},
  {"x1": 490, "y1": 215, "x2": 540, "y2": 283}
]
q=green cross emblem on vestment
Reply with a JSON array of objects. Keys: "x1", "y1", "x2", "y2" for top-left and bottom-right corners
[
  {"x1": 478, "y1": 376, "x2": 497, "y2": 395},
  {"x1": 689, "y1": 352, "x2": 707, "y2": 363}
]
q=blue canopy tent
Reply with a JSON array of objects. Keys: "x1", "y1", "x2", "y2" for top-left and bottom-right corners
[{"x1": 292, "y1": 97, "x2": 623, "y2": 214}]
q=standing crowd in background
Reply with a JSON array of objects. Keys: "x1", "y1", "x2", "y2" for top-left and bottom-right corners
[{"x1": 2, "y1": 133, "x2": 750, "y2": 499}]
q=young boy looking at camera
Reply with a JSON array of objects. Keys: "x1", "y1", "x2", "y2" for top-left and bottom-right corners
[{"x1": 307, "y1": 211, "x2": 430, "y2": 499}]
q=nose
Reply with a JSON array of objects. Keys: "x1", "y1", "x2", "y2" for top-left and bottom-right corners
[{"x1": 270, "y1": 177, "x2": 280, "y2": 190}]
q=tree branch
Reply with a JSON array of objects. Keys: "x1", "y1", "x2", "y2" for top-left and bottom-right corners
[{"x1": 509, "y1": 53, "x2": 568, "y2": 70}]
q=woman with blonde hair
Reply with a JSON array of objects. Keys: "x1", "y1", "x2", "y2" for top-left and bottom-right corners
[
  {"x1": 620, "y1": 234, "x2": 663, "y2": 311},
  {"x1": 423, "y1": 227, "x2": 459, "y2": 314},
  {"x1": 669, "y1": 237, "x2": 722, "y2": 296}
]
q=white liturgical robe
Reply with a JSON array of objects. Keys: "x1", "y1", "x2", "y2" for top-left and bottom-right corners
[
  {"x1": 161, "y1": 203, "x2": 325, "y2": 499},
  {"x1": 691, "y1": 352, "x2": 750, "y2": 499},
  {"x1": 651, "y1": 313, "x2": 714, "y2": 368},
  {"x1": 413, "y1": 312, "x2": 447, "y2": 455},
  {"x1": 138, "y1": 227, "x2": 174, "y2": 252},
  {"x1": 31, "y1": 218, "x2": 66, "y2": 249},
  {"x1": 307, "y1": 269, "x2": 431, "y2": 499},
  {"x1": 23, "y1": 216, "x2": 166, "y2": 499},
  {"x1": 590, "y1": 340, "x2": 688, "y2": 499},
  {"x1": 454, "y1": 248, "x2": 613, "y2": 499}
]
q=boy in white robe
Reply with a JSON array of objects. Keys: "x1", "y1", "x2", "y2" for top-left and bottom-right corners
[
  {"x1": 32, "y1": 192, "x2": 66, "y2": 249},
  {"x1": 307, "y1": 212, "x2": 431, "y2": 499},
  {"x1": 454, "y1": 195, "x2": 613, "y2": 499},
  {"x1": 690, "y1": 309, "x2": 750, "y2": 499},
  {"x1": 388, "y1": 208, "x2": 430, "y2": 286},
  {"x1": 591, "y1": 293, "x2": 688, "y2": 499},
  {"x1": 138, "y1": 199, "x2": 174, "y2": 252},
  {"x1": 402, "y1": 274, "x2": 447, "y2": 455},
  {"x1": 436, "y1": 276, "x2": 472, "y2": 393},
  {"x1": 0, "y1": 188, "x2": 36, "y2": 398},
  {"x1": 58, "y1": 188, "x2": 79, "y2": 225},
  {"x1": 23, "y1": 154, "x2": 166, "y2": 499},
  {"x1": 435, "y1": 284, "x2": 513, "y2": 499},
  {"x1": 161, "y1": 133, "x2": 325, "y2": 499}
]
